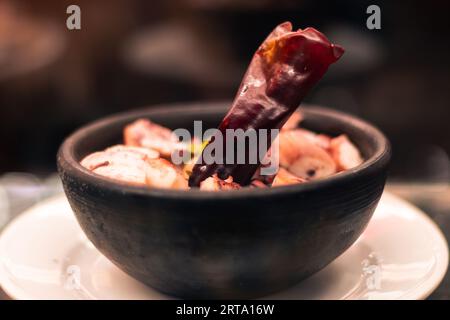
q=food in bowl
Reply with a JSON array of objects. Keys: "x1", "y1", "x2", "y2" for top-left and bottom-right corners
[
  {"x1": 80, "y1": 111, "x2": 363, "y2": 190},
  {"x1": 80, "y1": 21, "x2": 358, "y2": 190}
]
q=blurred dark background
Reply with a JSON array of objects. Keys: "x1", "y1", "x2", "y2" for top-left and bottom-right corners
[{"x1": 0, "y1": 0, "x2": 449, "y2": 183}]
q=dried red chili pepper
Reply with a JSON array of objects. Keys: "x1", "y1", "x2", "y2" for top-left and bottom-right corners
[{"x1": 189, "y1": 22, "x2": 344, "y2": 187}]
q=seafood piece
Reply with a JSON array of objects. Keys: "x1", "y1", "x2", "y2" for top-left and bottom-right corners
[
  {"x1": 93, "y1": 164, "x2": 148, "y2": 185},
  {"x1": 294, "y1": 128, "x2": 331, "y2": 150},
  {"x1": 250, "y1": 179, "x2": 269, "y2": 188},
  {"x1": 189, "y1": 22, "x2": 344, "y2": 186},
  {"x1": 124, "y1": 119, "x2": 187, "y2": 158},
  {"x1": 329, "y1": 135, "x2": 363, "y2": 171},
  {"x1": 80, "y1": 151, "x2": 110, "y2": 171},
  {"x1": 272, "y1": 168, "x2": 306, "y2": 187},
  {"x1": 80, "y1": 145, "x2": 187, "y2": 189},
  {"x1": 80, "y1": 144, "x2": 159, "y2": 171},
  {"x1": 199, "y1": 175, "x2": 241, "y2": 191},
  {"x1": 145, "y1": 158, "x2": 189, "y2": 190},
  {"x1": 314, "y1": 134, "x2": 332, "y2": 150},
  {"x1": 251, "y1": 166, "x2": 276, "y2": 186},
  {"x1": 252, "y1": 128, "x2": 331, "y2": 183},
  {"x1": 279, "y1": 130, "x2": 336, "y2": 180},
  {"x1": 282, "y1": 111, "x2": 303, "y2": 131},
  {"x1": 105, "y1": 145, "x2": 159, "y2": 159}
]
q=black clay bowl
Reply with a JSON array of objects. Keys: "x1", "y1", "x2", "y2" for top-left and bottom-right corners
[{"x1": 57, "y1": 102, "x2": 391, "y2": 299}]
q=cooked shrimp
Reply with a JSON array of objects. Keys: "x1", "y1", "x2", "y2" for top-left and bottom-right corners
[
  {"x1": 124, "y1": 119, "x2": 186, "y2": 158},
  {"x1": 81, "y1": 147, "x2": 151, "y2": 185},
  {"x1": 272, "y1": 168, "x2": 306, "y2": 186},
  {"x1": 282, "y1": 111, "x2": 303, "y2": 131},
  {"x1": 199, "y1": 175, "x2": 241, "y2": 191},
  {"x1": 329, "y1": 134, "x2": 363, "y2": 171},
  {"x1": 250, "y1": 179, "x2": 269, "y2": 188},
  {"x1": 278, "y1": 130, "x2": 336, "y2": 180},
  {"x1": 145, "y1": 158, "x2": 188, "y2": 190},
  {"x1": 292, "y1": 129, "x2": 331, "y2": 150},
  {"x1": 251, "y1": 164, "x2": 276, "y2": 186}
]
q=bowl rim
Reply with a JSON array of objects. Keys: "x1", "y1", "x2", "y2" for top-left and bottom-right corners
[{"x1": 57, "y1": 102, "x2": 391, "y2": 200}]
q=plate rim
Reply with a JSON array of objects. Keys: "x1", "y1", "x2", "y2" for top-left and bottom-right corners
[{"x1": 380, "y1": 192, "x2": 449, "y2": 300}]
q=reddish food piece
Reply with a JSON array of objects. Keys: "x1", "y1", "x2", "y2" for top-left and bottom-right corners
[
  {"x1": 281, "y1": 111, "x2": 303, "y2": 131},
  {"x1": 292, "y1": 128, "x2": 331, "y2": 150},
  {"x1": 315, "y1": 134, "x2": 332, "y2": 150},
  {"x1": 250, "y1": 179, "x2": 269, "y2": 188},
  {"x1": 278, "y1": 130, "x2": 336, "y2": 180},
  {"x1": 189, "y1": 22, "x2": 344, "y2": 186},
  {"x1": 199, "y1": 175, "x2": 241, "y2": 191},
  {"x1": 272, "y1": 168, "x2": 306, "y2": 187},
  {"x1": 145, "y1": 158, "x2": 189, "y2": 190},
  {"x1": 329, "y1": 134, "x2": 363, "y2": 171},
  {"x1": 124, "y1": 119, "x2": 186, "y2": 158},
  {"x1": 251, "y1": 165, "x2": 276, "y2": 186}
]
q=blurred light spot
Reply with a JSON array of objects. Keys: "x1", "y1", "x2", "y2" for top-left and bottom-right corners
[{"x1": 0, "y1": 184, "x2": 10, "y2": 229}]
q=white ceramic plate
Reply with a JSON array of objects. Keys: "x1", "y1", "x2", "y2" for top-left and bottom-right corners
[{"x1": 0, "y1": 192, "x2": 447, "y2": 300}]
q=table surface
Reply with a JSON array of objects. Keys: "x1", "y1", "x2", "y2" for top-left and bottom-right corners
[{"x1": 0, "y1": 181, "x2": 449, "y2": 300}]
